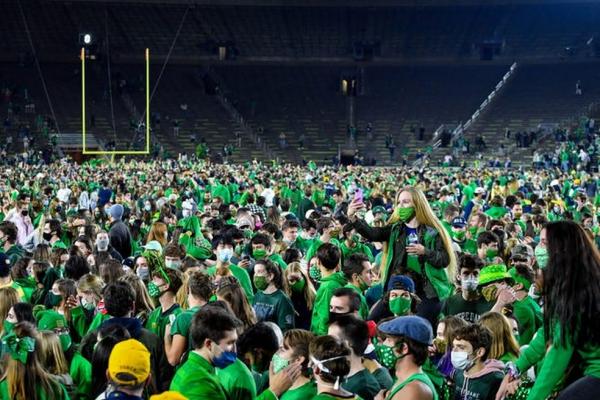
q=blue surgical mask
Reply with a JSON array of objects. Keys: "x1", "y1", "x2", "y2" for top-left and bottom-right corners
[{"x1": 213, "y1": 344, "x2": 237, "y2": 369}]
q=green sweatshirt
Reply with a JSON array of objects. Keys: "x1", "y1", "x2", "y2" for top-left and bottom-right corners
[
  {"x1": 512, "y1": 296, "x2": 543, "y2": 346},
  {"x1": 515, "y1": 326, "x2": 600, "y2": 400},
  {"x1": 70, "y1": 352, "x2": 92, "y2": 400},
  {"x1": 310, "y1": 272, "x2": 348, "y2": 335},
  {"x1": 253, "y1": 289, "x2": 295, "y2": 332}
]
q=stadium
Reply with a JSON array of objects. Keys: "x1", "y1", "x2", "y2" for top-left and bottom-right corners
[{"x1": 0, "y1": 1, "x2": 599, "y2": 400}]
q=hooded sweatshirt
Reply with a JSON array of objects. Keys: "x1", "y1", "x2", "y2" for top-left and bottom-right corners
[
  {"x1": 310, "y1": 271, "x2": 347, "y2": 335},
  {"x1": 453, "y1": 359, "x2": 505, "y2": 400}
]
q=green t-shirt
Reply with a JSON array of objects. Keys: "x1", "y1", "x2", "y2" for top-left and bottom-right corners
[
  {"x1": 372, "y1": 368, "x2": 394, "y2": 391},
  {"x1": 217, "y1": 358, "x2": 257, "y2": 400},
  {"x1": 440, "y1": 294, "x2": 493, "y2": 323},
  {"x1": 343, "y1": 369, "x2": 381, "y2": 400},
  {"x1": 207, "y1": 264, "x2": 254, "y2": 303},
  {"x1": 170, "y1": 352, "x2": 228, "y2": 399},
  {"x1": 252, "y1": 290, "x2": 295, "y2": 332},
  {"x1": 170, "y1": 305, "x2": 202, "y2": 343},
  {"x1": 513, "y1": 296, "x2": 543, "y2": 346},
  {"x1": 281, "y1": 380, "x2": 317, "y2": 400},
  {"x1": 145, "y1": 303, "x2": 182, "y2": 340}
]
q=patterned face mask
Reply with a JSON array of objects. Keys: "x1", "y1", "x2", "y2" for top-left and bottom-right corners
[{"x1": 375, "y1": 342, "x2": 405, "y2": 370}]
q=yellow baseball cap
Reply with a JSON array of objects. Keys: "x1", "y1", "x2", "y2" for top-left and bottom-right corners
[
  {"x1": 108, "y1": 339, "x2": 151, "y2": 386},
  {"x1": 150, "y1": 391, "x2": 188, "y2": 400}
]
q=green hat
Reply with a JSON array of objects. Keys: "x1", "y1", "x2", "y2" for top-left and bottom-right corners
[
  {"x1": 372, "y1": 206, "x2": 388, "y2": 215},
  {"x1": 478, "y1": 264, "x2": 513, "y2": 287},
  {"x1": 51, "y1": 241, "x2": 68, "y2": 250},
  {"x1": 36, "y1": 310, "x2": 72, "y2": 352},
  {"x1": 508, "y1": 267, "x2": 532, "y2": 291}
]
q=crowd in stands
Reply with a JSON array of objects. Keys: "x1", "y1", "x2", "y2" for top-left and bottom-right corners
[{"x1": 0, "y1": 157, "x2": 597, "y2": 400}]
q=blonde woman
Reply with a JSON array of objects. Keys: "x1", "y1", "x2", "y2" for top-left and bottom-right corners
[
  {"x1": 479, "y1": 312, "x2": 520, "y2": 363},
  {"x1": 283, "y1": 262, "x2": 316, "y2": 330},
  {"x1": 348, "y1": 186, "x2": 457, "y2": 326},
  {"x1": 146, "y1": 222, "x2": 168, "y2": 247}
]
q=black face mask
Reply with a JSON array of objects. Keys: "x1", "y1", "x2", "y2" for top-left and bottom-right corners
[
  {"x1": 329, "y1": 311, "x2": 351, "y2": 325},
  {"x1": 43, "y1": 232, "x2": 53, "y2": 241}
]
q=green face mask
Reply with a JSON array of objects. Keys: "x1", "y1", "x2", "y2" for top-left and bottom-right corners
[
  {"x1": 3, "y1": 320, "x2": 14, "y2": 335},
  {"x1": 486, "y1": 248, "x2": 499, "y2": 259},
  {"x1": 252, "y1": 249, "x2": 268, "y2": 260},
  {"x1": 309, "y1": 265, "x2": 322, "y2": 281},
  {"x1": 272, "y1": 353, "x2": 289, "y2": 374},
  {"x1": 481, "y1": 285, "x2": 498, "y2": 302},
  {"x1": 253, "y1": 275, "x2": 269, "y2": 291},
  {"x1": 147, "y1": 282, "x2": 164, "y2": 298},
  {"x1": 48, "y1": 292, "x2": 63, "y2": 308},
  {"x1": 375, "y1": 342, "x2": 405, "y2": 370},
  {"x1": 534, "y1": 246, "x2": 548, "y2": 269},
  {"x1": 394, "y1": 207, "x2": 415, "y2": 222},
  {"x1": 389, "y1": 296, "x2": 412, "y2": 316},
  {"x1": 234, "y1": 244, "x2": 244, "y2": 255},
  {"x1": 453, "y1": 230, "x2": 466, "y2": 241},
  {"x1": 290, "y1": 278, "x2": 306, "y2": 293}
]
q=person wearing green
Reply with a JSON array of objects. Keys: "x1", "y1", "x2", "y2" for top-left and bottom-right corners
[
  {"x1": 251, "y1": 233, "x2": 288, "y2": 270},
  {"x1": 506, "y1": 245, "x2": 543, "y2": 345},
  {"x1": 0, "y1": 222, "x2": 24, "y2": 266},
  {"x1": 498, "y1": 222, "x2": 600, "y2": 400},
  {"x1": 207, "y1": 235, "x2": 254, "y2": 303},
  {"x1": 376, "y1": 316, "x2": 439, "y2": 400},
  {"x1": 165, "y1": 271, "x2": 212, "y2": 366},
  {"x1": 348, "y1": 187, "x2": 455, "y2": 329},
  {"x1": 282, "y1": 219, "x2": 312, "y2": 254},
  {"x1": 145, "y1": 268, "x2": 183, "y2": 341},
  {"x1": 386, "y1": 275, "x2": 417, "y2": 317},
  {"x1": 170, "y1": 306, "x2": 238, "y2": 399},
  {"x1": 276, "y1": 329, "x2": 317, "y2": 400},
  {"x1": 329, "y1": 315, "x2": 382, "y2": 400},
  {"x1": 339, "y1": 226, "x2": 374, "y2": 263},
  {"x1": 305, "y1": 219, "x2": 341, "y2": 264},
  {"x1": 440, "y1": 254, "x2": 491, "y2": 323},
  {"x1": 310, "y1": 335, "x2": 362, "y2": 400},
  {"x1": 310, "y1": 243, "x2": 347, "y2": 335},
  {"x1": 252, "y1": 259, "x2": 295, "y2": 332},
  {"x1": 37, "y1": 310, "x2": 92, "y2": 400},
  {"x1": 451, "y1": 316, "x2": 505, "y2": 400},
  {"x1": 341, "y1": 253, "x2": 372, "y2": 320}
]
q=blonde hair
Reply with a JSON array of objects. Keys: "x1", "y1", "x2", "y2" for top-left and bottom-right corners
[
  {"x1": 0, "y1": 288, "x2": 20, "y2": 335},
  {"x1": 38, "y1": 331, "x2": 69, "y2": 375},
  {"x1": 147, "y1": 222, "x2": 168, "y2": 247},
  {"x1": 76, "y1": 274, "x2": 105, "y2": 300},
  {"x1": 384, "y1": 186, "x2": 457, "y2": 281},
  {"x1": 479, "y1": 312, "x2": 520, "y2": 360},
  {"x1": 216, "y1": 276, "x2": 256, "y2": 330},
  {"x1": 283, "y1": 262, "x2": 316, "y2": 309}
]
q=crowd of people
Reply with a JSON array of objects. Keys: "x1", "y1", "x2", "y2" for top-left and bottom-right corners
[{"x1": 0, "y1": 156, "x2": 598, "y2": 400}]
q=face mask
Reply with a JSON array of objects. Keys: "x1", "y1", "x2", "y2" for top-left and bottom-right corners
[
  {"x1": 136, "y1": 266, "x2": 150, "y2": 281},
  {"x1": 182, "y1": 209, "x2": 192, "y2": 218},
  {"x1": 328, "y1": 311, "x2": 350, "y2": 325},
  {"x1": 328, "y1": 228, "x2": 341, "y2": 238},
  {"x1": 81, "y1": 297, "x2": 96, "y2": 311},
  {"x1": 481, "y1": 285, "x2": 498, "y2": 302},
  {"x1": 252, "y1": 249, "x2": 267, "y2": 260},
  {"x1": 485, "y1": 248, "x2": 498, "y2": 259},
  {"x1": 309, "y1": 265, "x2": 322, "y2": 281},
  {"x1": 272, "y1": 353, "x2": 290, "y2": 374},
  {"x1": 451, "y1": 351, "x2": 474, "y2": 371},
  {"x1": 144, "y1": 204, "x2": 152, "y2": 212},
  {"x1": 534, "y1": 245, "x2": 548, "y2": 269},
  {"x1": 43, "y1": 232, "x2": 52, "y2": 241},
  {"x1": 234, "y1": 244, "x2": 244, "y2": 255},
  {"x1": 218, "y1": 248, "x2": 233, "y2": 263},
  {"x1": 3, "y1": 320, "x2": 14, "y2": 335},
  {"x1": 253, "y1": 275, "x2": 269, "y2": 291},
  {"x1": 375, "y1": 342, "x2": 405, "y2": 370},
  {"x1": 553, "y1": 206, "x2": 561, "y2": 214},
  {"x1": 147, "y1": 281, "x2": 164, "y2": 298},
  {"x1": 395, "y1": 206, "x2": 415, "y2": 222},
  {"x1": 432, "y1": 337, "x2": 447, "y2": 354},
  {"x1": 389, "y1": 296, "x2": 412, "y2": 316},
  {"x1": 212, "y1": 344, "x2": 237, "y2": 369},
  {"x1": 96, "y1": 238, "x2": 109, "y2": 251},
  {"x1": 468, "y1": 226, "x2": 478, "y2": 236},
  {"x1": 351, "y1": 234, "x2": 361, "y2": 244},
  {"x1": 48, "y1": 292, "x2": 63, "y2": 308},
  {"x1": 461, "y1": 276, "x2": 479, "y2": 292},
  {"x1": 290, "y1": 278, "x2": 306, "y2": 293},
  {"x1": 165, "y1": 260, "x2": 181, "y2": 270},
  {"x1": 453, "y1": 230, "x2": 466, "y2": 241},
  {"x1": 528, "y1": 284, "x2": 541, "y2": 300}
]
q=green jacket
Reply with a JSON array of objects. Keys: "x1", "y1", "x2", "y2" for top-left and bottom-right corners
[
  {"x1": 310, "y1": 272, "x2": 347, "y2": 335},
  {"x1": 171, "y1": 352, "x2": 228, "y2": 400}
]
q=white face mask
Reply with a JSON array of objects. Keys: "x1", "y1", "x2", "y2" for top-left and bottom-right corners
[
  {"x1": 165, "y1": 260, "x2": 181, "y2": 270},
  {"x1": 461, "y1": 277, "x2": 479, "y2": 292},
  {"x1": 182, "y1": 209, "x2": 192, "y2": 218},
  {"x1": 218, "y1": 248, "x2": 233, "y2": 263},
  {"x1": 451, "y1": 351, "x2": 474, "y2": 371}
]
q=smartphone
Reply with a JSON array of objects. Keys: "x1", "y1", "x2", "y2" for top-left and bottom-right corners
[{"x1": 354, "y1": 188, "x2": 363, "y2": 203}]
